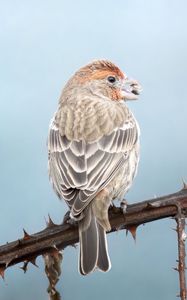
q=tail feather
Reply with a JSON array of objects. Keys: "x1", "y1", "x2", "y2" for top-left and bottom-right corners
[
  {"x1": 79, "y1": 216, "x2": 98, "y2": 275},
  {"x1": 97, "y1": 223, "x2": 111, "y2": 272},
  {"x1": 79, "y1": 215, "x2": 111, "y2": 275}
]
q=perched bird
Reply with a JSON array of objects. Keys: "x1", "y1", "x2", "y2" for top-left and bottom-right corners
[{"x1": 48, "y1": 60, "x2": 141, "y2": 275}]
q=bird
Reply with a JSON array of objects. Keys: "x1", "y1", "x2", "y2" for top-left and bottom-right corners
[{"x1": 48, "y1": 60, "x2": 141, "y2": 275}]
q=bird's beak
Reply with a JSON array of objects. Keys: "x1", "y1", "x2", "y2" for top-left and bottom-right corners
[{"x1": 121, "y1": 78, "x2": 142, "y2": 101}]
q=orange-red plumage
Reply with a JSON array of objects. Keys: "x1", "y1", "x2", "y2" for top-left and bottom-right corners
[{"x1": 74, "y1": 60, "x2": 125, "y2": 83}]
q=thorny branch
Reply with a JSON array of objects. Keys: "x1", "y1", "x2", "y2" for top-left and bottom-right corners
[
  {"x1": 0, "y1": 186, "x2": 187, "y2": 299},
  {"x1": 175, "y1": 205, "x2": 187, "y2": 299}
]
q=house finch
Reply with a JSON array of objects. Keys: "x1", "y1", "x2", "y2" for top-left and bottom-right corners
[{"x1": 48, "y1": 60, "x2": 141, "y2": 275}]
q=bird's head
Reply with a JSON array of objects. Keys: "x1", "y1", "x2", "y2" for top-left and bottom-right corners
[{"x1": 69, "y1": 60, "x2": 142, "y2": 101}]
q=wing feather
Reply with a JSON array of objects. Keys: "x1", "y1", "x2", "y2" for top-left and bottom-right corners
[
  {"x1": 48, "y1": 116, "x2": 139, "y2": 216},
  {"x1": 70, "y1": 140, "x2": 85, "y2": 156},
  {"x1": 64, "y1": 148, "x2": 87, "y2": 172}
]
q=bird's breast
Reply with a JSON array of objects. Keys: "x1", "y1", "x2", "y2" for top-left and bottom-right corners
[{"x1": 56, "y1": 97, "x2": 130, "y2": 142}]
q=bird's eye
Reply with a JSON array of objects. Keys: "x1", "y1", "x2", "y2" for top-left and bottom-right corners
[{"x1": 107, "y1": 76, "x2": 116, "y2": 83}]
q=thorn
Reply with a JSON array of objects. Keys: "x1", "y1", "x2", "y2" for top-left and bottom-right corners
[
  {"x1": 16, "y1": 239, "x2": 22, "y2": 246},
  {"x1": 173, "y1": 267, "x2": 179, "y2": 272},
  {"x1": 146, "y1": 201, "x2": 161, "y2": 209},
  {"x1": 126, "y1": 225, "x2": 139, "y2": 241},
  {"x1": 145, "y1": 202, "x2": 160, "y2": 209},
  {"x1": 29, "y1": 257, "x2": 38, "y2": 268},
  {"x1": 176, "y1": 294, "x2": 180, "y2": 298},
  {"x1": 182, "y1": 178, "x2": 187, "y2": 190},
  {"x1": 0, "y1": 267, "x2": 5, "y2": 280},
  {"x1": 20, "y1": 261, "x2": 29, "y2": 273},
  {"x1": 46, "y1": 214, "x2": 56, "y2": 228},
  {"x1": 23, "y1": 229, "x2": 31, "y2": 240},
  {"x1": 146, "y1": 202, "x2": 153, "y2": 209},
  {"x1": 5, "y1": 259, "x2": 13, "y2": 268}
]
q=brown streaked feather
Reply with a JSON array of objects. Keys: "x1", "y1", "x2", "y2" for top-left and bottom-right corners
[{"x1": 55, "y1": 98, "x2": 132, "y2": 142}]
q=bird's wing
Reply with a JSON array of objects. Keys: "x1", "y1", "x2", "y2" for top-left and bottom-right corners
[{"x1": 48, "y1": 116, "x2": 139, "y2": 216}]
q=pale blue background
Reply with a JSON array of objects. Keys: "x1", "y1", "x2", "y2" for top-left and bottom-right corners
[{"x1": 0, "y1": 0, "x2": 187, "y2": 299}]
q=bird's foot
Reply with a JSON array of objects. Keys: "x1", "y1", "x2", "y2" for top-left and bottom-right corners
[
  {"x1": 109, "y1": 203, "x2": 120, "y2": 214},
  {"x1": 120, "y1": 199, "x2": 128, "y2": 214},
  {"x1": 62, "y1": 211, "x2": 77, "y2": 226},
  {"x1": 63, "y1": 210, "x2": 71, "y2": 224}
]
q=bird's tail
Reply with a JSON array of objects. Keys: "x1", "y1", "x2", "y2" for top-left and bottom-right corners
[{"x1": 79, "y1": 211, "x2": 111, "y2": 275}]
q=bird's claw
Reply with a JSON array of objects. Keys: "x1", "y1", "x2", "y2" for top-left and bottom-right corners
[
  {"x1": 120, "y1": 199, "x2": 128, "y2": 214},
  {"x1": 63, "y1": 211, "x2": 80, "y2": 227},
  {"x1": 62, "y1": 211, "x2": 76, "y2": 226},
  {"x1": 109, "y1": 203, "x2": 119, "y2": 213},
  {"x1": 62, "y1": 211, "x2": 71, "y2": 224},
  {"x1": 67, "y1": 218, "x2": 77, "y2": 226}
]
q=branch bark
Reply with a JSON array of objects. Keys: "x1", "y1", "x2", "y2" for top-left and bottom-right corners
[
  {"x1": 0, "y1": 187, "x2": 187, "y2": 277},
  {"x1": 175, "y1": 207, "x2": 187, "y2": 299}
]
